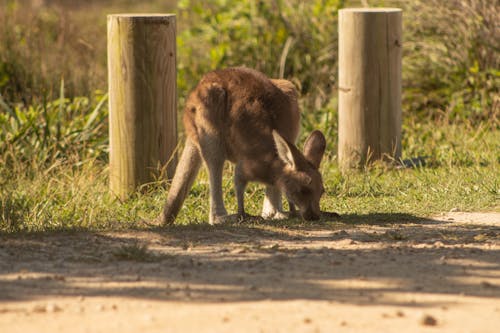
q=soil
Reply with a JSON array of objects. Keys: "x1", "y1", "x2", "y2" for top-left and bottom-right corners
[{"x1": 0, "y1": 211, "x2": 499, "y2": 333}]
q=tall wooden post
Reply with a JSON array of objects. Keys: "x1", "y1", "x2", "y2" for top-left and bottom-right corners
[
  {"x1": 338, "y1": 8, "x2": 402, "y2": 170},
  {"x1": 107, "y1": 14, "x2": 177, "y2": 198}
]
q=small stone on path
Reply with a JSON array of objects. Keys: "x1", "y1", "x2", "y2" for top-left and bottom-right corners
[{"x1": 420, "y1": 314, "x2": 438, "y2": 326}]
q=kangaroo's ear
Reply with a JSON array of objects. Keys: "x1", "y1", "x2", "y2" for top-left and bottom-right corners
[
  {"x1": 303, "y1": 130, "x2": 326, "y2": 169},
  {"x1": 272, "y1": 130, "x2": 296, "y2": 169}
]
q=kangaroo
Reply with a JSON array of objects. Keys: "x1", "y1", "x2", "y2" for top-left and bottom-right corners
[{"x1": 160, "y1": 67, "x2": 327, "y2": 225}]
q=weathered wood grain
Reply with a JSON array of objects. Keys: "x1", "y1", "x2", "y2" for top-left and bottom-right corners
[
  {"x1": 108, "y1": 14, "x2": 177, "y2": 198},
  {"x1": 338, "y1": 8, "x2": 402, "y2": 169}
]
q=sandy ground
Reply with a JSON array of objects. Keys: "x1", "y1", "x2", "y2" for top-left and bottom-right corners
[{"x1": 0, "y1": 211, "x2": 499, "y2": 333}]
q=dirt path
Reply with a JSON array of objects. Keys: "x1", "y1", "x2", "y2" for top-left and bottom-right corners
[{"x1": 1, "y1": 212, "x2": 499, "y2": 332}]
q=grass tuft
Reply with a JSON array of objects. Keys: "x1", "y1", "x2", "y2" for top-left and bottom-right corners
[{"x1": 112, "y1": 243, "x2": 164, "y2": 262}]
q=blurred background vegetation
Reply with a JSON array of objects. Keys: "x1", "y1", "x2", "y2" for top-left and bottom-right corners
[
  {"x1": 1, "y1": 0, "x2": 498, "y2": 163},
  {"x1": 0, "y1": 0, "x2": 498, "y2": 231}
]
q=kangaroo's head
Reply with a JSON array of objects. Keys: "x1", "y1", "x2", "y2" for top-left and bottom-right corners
[{"x1": 273, "y1": 130, "x2": 326, "y2": 221}]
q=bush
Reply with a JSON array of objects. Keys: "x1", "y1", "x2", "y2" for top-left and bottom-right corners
[
  {"x1": 403, "y1": 0, "x2": 499, "y2": 124},
  {"x1": 177, "y1": 0, "x2": 499, "y2": 131},
  {"x1": 0, "y1": 0, "x2": 498, "y2": 174},
  {"x1": 177, "y1": 0, "x2": 343, "y2": 141},
  {"x1": 177, "y1": 0, "x2": 341, "y2": 100},
  {"x1": 0, "y1": 0, "x2": 107, "y2": 102},
  {"x1": 0, "y1": 84, "x2": 108, "y2": 172},
  {"x1": 0, "y1": 0, "x2": 175, "y2": 103}
]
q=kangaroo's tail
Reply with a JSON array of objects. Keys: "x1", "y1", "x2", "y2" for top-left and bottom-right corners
[{"x1": 161, "y1": 138, "x2": 201, "y2": 224}]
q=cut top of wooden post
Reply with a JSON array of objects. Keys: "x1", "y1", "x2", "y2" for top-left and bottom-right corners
[
  {"x1": 107, "y1": 13, "x2": 176, "y2": 18},
  {"x1": 107, "y1": 14, "x2": 176, "y2": 28},
  {"x1": 339, "y1": 8, "x2": 402, "y2": 13}
]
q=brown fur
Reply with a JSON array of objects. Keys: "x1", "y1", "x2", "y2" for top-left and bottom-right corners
[{"x1": 161, "y1": 67, "x2": 326, "y2": 224}]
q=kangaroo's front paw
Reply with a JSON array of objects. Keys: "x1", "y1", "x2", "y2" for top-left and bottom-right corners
[
  {"x1": 262, "y1": 211, "x2": 289, "y2": 220},
  {"x1": 142, "y1": 214, "x2": 170, "y2": 227}
]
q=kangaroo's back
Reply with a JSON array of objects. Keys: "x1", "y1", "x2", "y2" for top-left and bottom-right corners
[{"x1": 182, "y1": 67, "x2": 300, "y2": 163}]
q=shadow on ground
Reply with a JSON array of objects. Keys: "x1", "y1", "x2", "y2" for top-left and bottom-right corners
[{"x1": 0, "y1": 213, "x2": 498, "y2": 307}]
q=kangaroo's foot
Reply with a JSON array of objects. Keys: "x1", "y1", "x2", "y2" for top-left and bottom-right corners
[
  {"x1": 141, "y1": 215, "x2": 170, "y2": 227},
  {"x1": 262, "y1": 210, "x2": 289, "y2": 220}
]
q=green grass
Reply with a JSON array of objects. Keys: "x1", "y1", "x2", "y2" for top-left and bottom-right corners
[
  {"x1": 1, "y1": 120, "x2": 498, "y2": 233},
  {"x1": 0, "y1": 0, "x2": 498, "y2": 232}
]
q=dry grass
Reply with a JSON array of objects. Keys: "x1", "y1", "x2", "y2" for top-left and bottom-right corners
[{"x1": 0, "y1": 0, "x2": 176, "y2": 102}]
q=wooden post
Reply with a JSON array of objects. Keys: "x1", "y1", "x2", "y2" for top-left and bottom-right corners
[
  {"x1": 338, "y1": 8, "x2": 402, "y2": 170},
  {"x1": 107, "y1": 14, "x2": 177, "y2": 198}
]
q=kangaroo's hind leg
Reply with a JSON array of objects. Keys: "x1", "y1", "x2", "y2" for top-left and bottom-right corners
[
  {"x1": 161, "y1": 138, "x2": 202, "y2": 225},
  {"x1": 198, "y1": 134, "x2": 228, "y2": 225}
]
